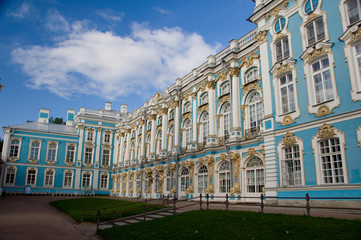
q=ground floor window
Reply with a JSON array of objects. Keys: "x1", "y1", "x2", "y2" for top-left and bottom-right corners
[
  {"x1": 82, "y1": 173, "x2": 91, "y2": 188},
  {"x1": 26, "y1": 169, "x2": 37, "y2": 186},
  {"x1": 180, "y1": 168, "x2": 190, "y2": 192},
  {"x1": 63, "y1": 171, "x2": 73, "y2": 188},
  {"x1": 219, "y1": 162, "x2": 230, "y2": 193},
  {"x1": 246, "y1": 157, "x2": 264, "y2": 193},
  {"x1": 5, "y1": 167, "x2": 16, "y2": 185},
  {"x1": 198, "y1": 165, "x2": 208, "y2": 194},
  {"x1": 100, "y1": 174, "x2": 109, "y2": 189}
]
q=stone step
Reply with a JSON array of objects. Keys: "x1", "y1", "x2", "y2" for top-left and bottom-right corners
[
  {"x1": 147, "y1": 214, "x2": 165, "y2": 218},
  {"x1": 123, "y1": 219, "x2": 140, "y2": 224}
]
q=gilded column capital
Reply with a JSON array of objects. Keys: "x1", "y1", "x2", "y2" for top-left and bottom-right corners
[
  {"x1": 256, "y1": 30, "x2": 267, "y2": 44},
  {"x1": 229, "y1": 67, "x2": 240, "y2": 77}
]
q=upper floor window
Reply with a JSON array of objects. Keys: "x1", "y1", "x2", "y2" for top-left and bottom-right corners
[
  {"x1": 169, "y1": 110, "x2": 174, "y2": 121},
  {"x1": 222, "y1": 103, "x2": 232, "y2": 136},
  {"x1": 354, "y1": 42, "x2": 361, "y2": 86},
  {"x1": 29, "y1": 141, "x2": 40, "y2": 160},
  {"x1": 245, "y1": 68, "x2": 258, "y2": 84},
  {"x1": 9, "y1": 139, "x2": 20, "y2": 158},
  {"x1": 102, "y1": 149, "x2": 110, "y2": 166},
  {"x1": 347, "y1": 0, "x2": 361, "y2": 25},
  {"x1": 147, "y1": 121, "x2": 152, "y2": 131},
  {"x1": 104, "y1": 133, "x2": 111, "y2": 143},
  {"x1": 305, "y1": 0, "x2": 319, "y2": 14},
  {"x1": 306, "y1": 18, "x2": 325, "y2": 46},
  {"x1": 275, "y1": 37, "x2": 290, "y2": 62},
  {"x1": 87, "y1": 131, "x2": 94, "y2": 142},
  {"x1": 280, "y1": 73, "x2": 296, "y2": 114},
  {"x1": 274, "y1": 17, "x2": 286, "y2": 33},
  {"x1": 312, "y1": 57, "x2": 334, "y2": 104},
  {"x1": 184, "y1": 119, "x2": 192, "y2": 145},
  {"x1": 248, "y1": 92, "x2": 263, "y2": 128},
  {"x1": 202, "y1": 112, "x2": 209, "y2": 142},
  {"x1": 157, "y1": 116, "x2": 162, "y2": 126},
  {"x1": 184, "y1": 102, "x2": 191, "y2": 113},
  {"x1": 220, "y1": 82, "x2": 230, "y2": 96},
  {"x1": 47, "y1": 143, "x2": 57, "y2": 162},
  {"x1": 84, "y1": 147, "x2": 93, "y2": 165},
  {"x1": 200, "y1": 93, "x2": 209, "y2": 105}
]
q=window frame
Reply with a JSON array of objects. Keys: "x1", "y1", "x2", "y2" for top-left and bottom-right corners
[
  {"x1": 100, "y1": 173, "x2": 109, "y2": 189},
  {"x1": 28, "y1": 140, "x2": 41, "y2": 161},
  {"x1": 197, "y1": 165, "x2": 208, "y2": 194},
  {"x1": 44, "y1": 169, "x2": 55, "y2": 187},
  {"x1": 180, "y1": 167, "x2": 190, "y2": 192},
  {"x1": 82, "y1": 172, "x2": 92, "y2": 189},
  {"x1": 245, "y1": 67, "x2": 259, "y2": 84},
  {"x1": 25, "y1": 168, "x2": 38, "y2": 187},
  {"x1": 245, "y1": 157, "x2": 265, "y2": 194},
  {"x1": 46, "y1": 141, "x2": 58, "y2": 163},
  {"x1": 84, "y1": 147, "x2": 94, "y2": 165},
  {"x1": 4, "y1": 166, "x2": 17, "y2": 186},
  {"x1": 101, "y1": 148, "x2": 111, "y2": 167},
  {"x1": 65, "y1": 143, "x2": 76, "y2": 164},
  {"x1": 9, "y1": 138, "x2": 21, "y2": 159},
  {"x1": 63, "y1": 170, "x2": 74, "y2": 188},
  {"x1": 275, "y1": 37, "x2": 290, "y2": 62},
  {"x1": 219, "y1": 161, "x2": 231, "y2": 194}
]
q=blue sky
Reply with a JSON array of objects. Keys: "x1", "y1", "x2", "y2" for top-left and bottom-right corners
[{"x1": 0, "y1": 0, "x2": 256, "y2": 138}]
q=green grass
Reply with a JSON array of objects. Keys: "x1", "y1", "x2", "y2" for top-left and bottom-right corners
[
  {"x1": 97, "y1": 210, "x2": 361, "y2": 240},
  {"x1": 50, "y1": 198, "x2": 166, "y2": 223}
]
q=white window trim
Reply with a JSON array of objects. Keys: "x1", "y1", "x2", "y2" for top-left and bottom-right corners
[
  {"x1": 82, "y1": 171, "x2": 93, "y2": 189},
  {"x1": 46, "y1": 141, "x2": 58, "y2": 163},
  {"x1": 339, "y1": 0, "x2": 361, "y2": 31},
  {"x1": 199, "y1": 92, "x2": 209, "y2": 106},
  {"x1": 277, "y1": 135, "x2": 305, "y2": 187},
  {"x1": 25, "y1": 167, "x2": 38, "y2": 187},
  {"x1": 64, "y1": 143, "x2": 77, "y2": 164},
  {"x1": 358, "y1": 126, "x2": 361, "y2": 147},
  {"x1": 4, "y1": 166, "x2": 17, "y2": 186},
  {"x1": 8, "y1": 137, "x2": 22, "y2": 160},
  {"x1": 101, "y1": 147, "x2": 111, "y2": 167},
  {"x1": 103, "y1": 131, "x2": 113, "y2": 145},
  {"x1": 28, "y1": 139, "x2": 42, "y2": 162},
  {"x1": 63, "y1": 170, "x2": 74, "y2": 188},
  {"x1": 312, "y1": 126, "x2": 348, "y2": 185},
  {"x1": 83, "y1": 146, "x2": 94, "y2": 166},
  {"x1": 240, "y1": 58, "x2": 260, "y2": 86},
  {"x1": 85, "y1": 129, "x2": 95, "y2": 143},
  {"x1": 100, "y1": 173, "x2": 109, "y2": 189},
  {"x1": 219, "y1": 81, "x2": 230, "y2": 97},
  {"x1": 43, "y1": 168, "x2": 55, "y2": 188},
  {"x1": 301, "y1": 44, "x2": 340, "y2": 116},
  {"x1": 242, "y1": 91, "x2": 264, "y2": 130}
]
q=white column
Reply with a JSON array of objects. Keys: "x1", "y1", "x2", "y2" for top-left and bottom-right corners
[
  {"x1": 161, "y1": 109, "x2": 167, "y2": 157},
  {"x1": 75, "y1": 169, "x2": 81, "y2": 189},
  {"x1": 113, "y1": 131, "x2": 119, "y2": 166},
  {"x1": 207, "y1": 79, "x2": 217, "y2": 145},
  {"x1": 93, "y1": 169, "x2": 99, "y2": 189},
  {"x1": 124, "y1": 131, "x2": 131, "y2": 164},
  {"x1": 119, "y1": 134, "x2": 125, "y2": 166},
  {"x1": 1, "y1": 128, "x2": 10, "y2": 161},
  {"x1": 77, "y1": 126, "x2": 85, "y2": 162},
  {"x1": 134, "y1": 129, "x2": 139, "y2": 161},
  {"x1": 174, "y1": 104, "x2": 180, "y2": 148},
  {"x1": 230, "y1": 66, "x2": 242, "y2": 140},
  {"x1": 192, "y1": 93, "x2": 197, "y2": 146},
  {"x1": 140, "y1": 123, "x2": 146, "y2": 159},
  {"x1": 149, "y1": 116, "x2": 157, "y2": 160},
  {"x1": 95, "y1": 128, "x2": 102, "y2": 166}
]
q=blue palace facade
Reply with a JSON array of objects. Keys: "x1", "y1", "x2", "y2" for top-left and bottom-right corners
[{"x1": 1, "y1": 0, "x2": 361, "y2": 206}]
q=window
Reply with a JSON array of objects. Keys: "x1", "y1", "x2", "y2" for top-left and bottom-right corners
[
  {"x1": 220, "y1": 82, "x2": 230, "y2": 96},
  {"x1": 305, "y1": 0, "x2": 319, "y2": 14},
  {"x1": 280, "y1": 73, "x2": 296, "y2": 114},
  {"x1": 82, "y1": 172, "x2": 91, "y2": 188},
  {"x1": 202, "y1": 112, "x2": 209, "y2": 142},
  {"x1": 87, "y1": 131, "x2": 94, "y2": 141},
  {"x1": 144, "y1": 174, "x2": 149, "y2": 192},
  {"x1": 5, "y1": 167, "x2": 16, "y2": 185},
  {"x1": 185, "y1": 119, "x2": 192, "y2": 145},
  {"x1": 200, "y1": 93, "x2": 209, "y2": 105},
  {"x1": 44, "y1": 169, "x2": 55, "y2": 187},
  {"x1": 180, "y1": 167, "x2": 190, "y2": 192},
  {"x1": 347, "y1": 0, "x2": 361, "y2": 25},
  {"x1": 122, "y1": 176, "x2": 127, "y2": 192},
  {"x1": 47, "y1": 143, "x2": 57, "y2": 162},
  {"x1": 282, "y1": 145, "x2": 302, "y2": 186},
  {"x1": 198, "y1": 165, "x2": 208, "y2": 194},
  {"x1": 128, "y1": 175, "x2": 133, "y2": 192},
  {"x1": 169, "y1": 110, "x2": 174, "y2": 121},
  {"x1": 319, "y1": 138, "x2": 344, "y2": 184},
  {"x1": 100, "y1": 174, "x2": 109, "y2": 189},
  {"x1": 136, "y1": 174, "x2": 141, "y2": 192},
  {"x1": 102, "y1": 149, "x2": 110, "y2": 166},
  {"x1": 154, "y1": 172, "x2": 160, "y2": 192},
  {"x1": 166, "y1": 170, "x2": 172, "y2": 191},
  {"x1": 9, "y1": 139, "x2": 20, "y2": 158},
  {"x1": 275, "y1": 37, "x2": 290, "y2": 62},
  {"x1": 184, "y1": 102, "x2": 191, "y2": 113},
  {"x1": 249, "y1": 92, "x2": 263, "y2": 128},
  {"x1": 222, "y1": 103, "x2": 232, "y2": 136},
  {"x1": 26, "y1": 168, "x2": 37, "y2": 186},
  {"x1": 84, "y1": 147, "x2": 93, "y2": 165},
  {"x1": 354, "y1": 42, "x2": 361, "y2": 87},
  {"x1": 245, "y1": 68, "x2": 258, "y2": 84},
  {"x1": 312, "y1": 57, "x2": 334, "y2": 104},
  {"x1": 274, "y1": 17, "x2": 286, "y2": 33},
  {"x1": 147, "y1": 121, "x2": 152, "y2": 131},
  {"x1": 158, "y1": 116, "x2": 162, "y2": 126},
  {"x1": 29, "y1": 141, "x2": 40, "y2": 160},
  {"x1": 219, "y1": 162, "x2": 230, "y2": 193},
  {"x1": 104, "y1": 133, "x2": 111, "y2": 143},
  {"x1": 168, "y1": 126, "x2": 174, "y2": 150},
  {"x1": 65, "y1": 144, "x2": 75, "y2": 163},
  {"x1": 306, "y1": 18, "x2": 325, "y2": 46},
  {"x1": 63, "y1": 171, "x2": 73, "y2": 188},
  {"x1": 246, "y1": 157, "x2": 264, "y2": 193}
]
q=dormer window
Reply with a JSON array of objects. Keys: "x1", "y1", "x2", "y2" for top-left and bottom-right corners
[{"x1": 245, "y1": 68, "x2": 258, "y2": 84}]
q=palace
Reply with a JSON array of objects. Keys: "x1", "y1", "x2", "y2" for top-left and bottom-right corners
[{"x1": 1, "y1": 0, "x2": 361, "y2": 206}]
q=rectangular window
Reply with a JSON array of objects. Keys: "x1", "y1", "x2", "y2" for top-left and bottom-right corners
[
  {"x1": 84, "y1": 147, "x2": 93, "y2": 165},
  {"x1": 9, "y1": 140, "x2": 20, "y2": 158},
  {"x1": 26, "y1": 169, "x2": 37, "y2": 186},
  {"x1": 29, "y1": 142, "x2": 40, "y2": 160},
  {"x1": 166, "y1": 175, "x2": 172, "y2": 191},
  {"x1": 136, "y1": 178, "x2": 141, "y2": 192},
  {"x1": 347, "y1": 0, "x2": 361, "y2": 25},
  {"x1": 319, "y1": 138, "x2": 344, "y2": 184},
  {"x1": 87, "y1": 131, "x2": 93, "y2": 141},
  {"x1": 282, "y1": 146, "x2": 302, "y2": 186},
  {"x1": 312, "y1": 57, "x2": 334, "y2": 104},
  {"x1": 104, "y1": 134, "x2": 110, "y2": 143},
  {"x1": 44, "y1": 170, "x2": 54, "y2": 186},
  {"x1": 102, "y1": 149, "x2": 110, "y2": 166},
  {"x1": 306, "y1": 18, "x2": 325, "y2": 46},
  {"x1": 47, "y1": 143, "x2": 57, "y2": 162},
  {"x1": 82, "y1": 173, "x2": 91, "y2": 188},
  {"x1": 224, "y1": 112, "x2": 232, "y2": 136},
  {"x1": 275, "y1": 37, "x2": 290, "y2": 62},
  {"x1": 203, "y1": 121, "x2": 209, "y2": 142},
  {"x1": 280, "y1": 73, "x2": 296, "y2": 113},
  {"x1": 219, "y1": 172, "x2": 230, "y2": 193},
  {"x1": 100, "y1": 175, "x2": 108, "y2": 189},
  {"x1": 5, "y1": 168, "x2": 16, "y2": 185},
  {"x1": 63, "y1": 172, "x2": 73, "y2": 188},
  {"x1": 65, "y1": 145, "x2": 75, "y2": 163},
  {"x1": 180, "y1": 176, "x2": 189, "y2": 191}
]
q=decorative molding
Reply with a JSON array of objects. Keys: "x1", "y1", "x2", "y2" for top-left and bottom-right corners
[
  {"x1": 198, "y1": 104, "x2": 209, "y2": 114},
  {"x1": 304, "y1": 47, "x2": 330, "y2": 64},
  {"x1": 282, "y1": 132, "x2": 297, "y2": 146},
  {"x1": 317, "y1": 123, "x2": 336, "y2": 139},
  {"x1": 229, "y1": 67, "x2": 240, "y2": 77},
  {"x1": 282, "y1": 115, "x2": 294, "y2": 126},
  {"x1": 241, "y1": 81, "x2": 261, "y2": 95},
  {"x1": 215, "y1": 114, "x2": 222, "y2": 129},
  {"x1": 315, "y1": 105, "x2": 333, "y2": 117},
  {"x1": 216, "y1": 71, "x2": 228, "y2": 82},
  {"x1": 256, "y1": 31, "x2": 267, "y2": 44},
  {"x1": 183, "y1": 112, "x2": 192, "y2": 120},
  {"x1": 218, "y1": 94, "x2": 230, "y2": 106}
]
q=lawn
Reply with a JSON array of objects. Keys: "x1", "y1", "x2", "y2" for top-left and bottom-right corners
[
  {"x1": 50, "y1": 197, "x2": 166, "y2": 223},
  {"x1": 97, "y1": 210, "x2": 361, "y2": 240}
]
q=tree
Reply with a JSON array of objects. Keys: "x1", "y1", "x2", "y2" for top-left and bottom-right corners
[{"x1": 49, "y1": 117, "x2": 64, "y2": 125}]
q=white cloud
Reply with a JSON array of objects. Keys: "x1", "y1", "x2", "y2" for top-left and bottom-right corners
[
  {"x1": 96, "y1": 8, "x2": 124, "y2": 22},
  {"x1": 7, "y1": 2, "x2": 32, "y2": 19},
  {"x1": 45, "y1": 9, "x2": 70, "y2": 32},
  {"x1": 153, "y1": 7, "x2": 172, "y2": 15},
  {"x1": 12, "y1": 20, "x2": 221, "y2": 100}
]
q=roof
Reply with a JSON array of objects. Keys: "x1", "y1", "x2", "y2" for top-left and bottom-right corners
[{"x1": 5, "y1": 121, "x2": 78, "y2": 136}]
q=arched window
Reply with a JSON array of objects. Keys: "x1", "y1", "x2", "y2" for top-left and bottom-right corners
[
  {"x1": 168, "y1": 126, "x2": 174, "y2": 151},
  {"x1": 130, "y1": 143, "x2": 135, "y2": 161},
  {"x1": 136, "y1": 173, "x2": 141, "y2": 192},
  {"x1": 147, "y1": 121, "x2": 152, "y2": 131},
  {"x1": 184, "y1": 102, "x2": 191, "y2": 113},
  {"x1": 222, "y1": 103, "x2": 232, "y2": 136},
  {"x1": 158, "y1": 116, "x2": 162, "y2": 126},
  {"x1": 128, "y1": 174, "x2": 133, "y2": 192},
  {"x1": 220, "y1": 82, "x2": 230, "y2": 96},
  {"x1": 202, "y1": 112, "x2": 209, "y2": 142},
  {"x1": 131, "y1": 131, "x2": 135, "y2": 138},
  {"x1": 246, "y1": 157, "x2": 264, "y2": 193},
  {"x1": 156, "y1": 131, "x2": 162, "y2": 154},
  {"x1": 144, "y1": 173, "x2": 150, "y2": 192},
  {"x1": 184, "y1": 119, "x2": 192, "y2": 145},
  {"x1": 219, "y1": 162, "x2": 230, "y2": 193},
  {"x1": 146, "y1": 135, "x2": 151, "y2": 157},
  {"x1": 274, "y1": 17, "x2": 286, "y2": 33},
  {"x1": 169, "y1": 110, "x2": 174, "y2": 121},
  {"x1": 180, "y1": 167, "x2": 190, "y2": 192},
  {"x1": 121, "y1": 175, "x2": 127, "y2": 192},
  {"x1": 248, "y1": 92, "x2": 263, "y2": 128},
  {"x1": 198, "y1": 165, "x2": 208, "y2": 194},
  {"x1": 200, "y1": 93, "x2": 209, "y2": 105},
  {"x1": 166, "y1": 170, "x2": 172, "y2": 191},
  {"x1": 245, "y1": 68, "x2": 258, "y2": 84},
  {"x1": 154, "y1": 171, "x2": 160, "y2": 192}
]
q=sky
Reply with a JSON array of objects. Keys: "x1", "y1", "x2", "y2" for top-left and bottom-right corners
[{"x1": 0, "y1": 0, "x2": 256, "y2": 139}]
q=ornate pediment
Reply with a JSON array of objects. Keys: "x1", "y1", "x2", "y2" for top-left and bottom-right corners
[
  {"x1": 282, "y1": 132, "x2": 297, "y2": 146},
  {"x1": 317, "y1": 123, "x2": 336, "y2": 139}
]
